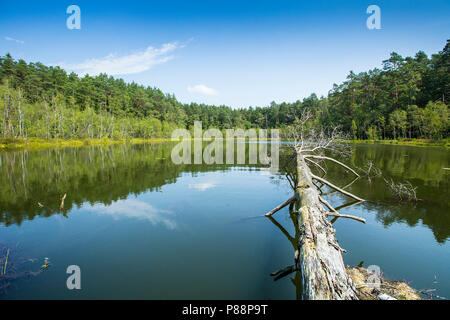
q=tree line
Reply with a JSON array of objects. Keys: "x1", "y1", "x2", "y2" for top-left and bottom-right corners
[{"x1": 0, "y1": 40, "x2": 448, "y2": 140}]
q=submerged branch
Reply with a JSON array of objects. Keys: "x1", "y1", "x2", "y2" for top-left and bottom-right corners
[
  {"x1": 384, "y1": 179, "x2": 418, "y2": 201},
  {"x1": 37, "y1": 193, "x2": 68, "y2": 214},
  {"x1": 59, "y1": 193, "x2": 66, "y2": 210},
  {"x1": 264, "y1": 196, "x2": 297, "y2": 217},
  {"x1": 334, "y1": 200, "x2": 363, "y2": 211},
  {"x1": 270, "y1": 265, "x2": 297, "y2": 281}
]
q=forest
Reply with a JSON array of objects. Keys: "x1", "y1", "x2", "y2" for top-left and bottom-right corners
[{"x1": 0, "y1": 40, "x2": 448, "y2": 141}]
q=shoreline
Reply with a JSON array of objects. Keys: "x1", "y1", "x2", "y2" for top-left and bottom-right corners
[
  {"x1": 342, "y1": 138, "x2": 449, "y2": 148},
  {"x1": 0, "y1": 137, "x2": 169, "y2": 151},
  {"x1": 347, "y1": 266, "x2": 421, "y2": 300},
  {"x1": 1, "y1": 137, "x2": 448, "y2": 151}
]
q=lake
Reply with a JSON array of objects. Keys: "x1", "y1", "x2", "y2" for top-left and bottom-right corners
[{"x1": 0, "y1": 142, "x2": 448, "y2": 299}]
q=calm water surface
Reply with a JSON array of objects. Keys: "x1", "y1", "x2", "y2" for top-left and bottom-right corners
[{"x1": 0, "y1": 143, "x2": 448, "y2": 299}]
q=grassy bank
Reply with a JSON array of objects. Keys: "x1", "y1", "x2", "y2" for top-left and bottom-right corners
[
  {"x1": 1, "y1": 137, "x2": 449, "y2": 151},
  {"x1": 345, "y1": 138, "x2": 450, "y2": 148},
  {"x1": 0, "y1": 137, "x2": 169, "y2": 151}
]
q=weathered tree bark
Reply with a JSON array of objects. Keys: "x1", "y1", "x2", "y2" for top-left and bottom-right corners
[{"x1": 294, "y1": 152, "x2": 359, "y2": 300}]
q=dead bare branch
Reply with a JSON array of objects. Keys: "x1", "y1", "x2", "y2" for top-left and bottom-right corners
[
  {"x1": 355, "y1": 160, "x2": 382, "y2": 183},
  {"x1": 284, "y1": 109, "x2": 351, "y2": 157},
  {"x1": 311, "y1": 173, "x2": 365, "y2": 202},
  {"x1": 318, "y1": 195, "x2": 366, "y2": 223},
  {"x1": 334, "y1": 200, "x2": 363, "y2": 211},
  {"x1": 322, "y1": 176, "x2": 360, "y2": 196},
  {"x1": 59, "y1": 193, "x2": 66, "y2": 210},
  {"x1": 264, "y1": 196, "x2": 297, "y2": 217},
  {"x1": 384, "y1": 179, "x2": 418, "y2": 201},
  {"x1": 304, "y1": 155, "x2": 359, "y2": 177},
  {"x1": 305, "y1": 157, "x2": 326, "y2": 175},
  {"x1": 270, "y1": 265, "x2": 297, "y2": 281}
]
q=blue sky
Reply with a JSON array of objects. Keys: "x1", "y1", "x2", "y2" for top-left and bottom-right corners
[{"x1": 0, "y1": 0, "x2": 449, "y2": 108}]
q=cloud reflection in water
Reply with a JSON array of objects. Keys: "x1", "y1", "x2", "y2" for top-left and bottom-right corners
[{"x1": 88, "y1": 199, "x2": 176, "y2": 230}]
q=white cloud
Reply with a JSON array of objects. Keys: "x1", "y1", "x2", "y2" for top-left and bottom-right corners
[
  {"x1": 88, "y1": 199, "x2": 176, "y2": 229},
  {"x1": 56, "y1": 42, "x2": 182, "y2": 76},
  {"x1": 188, "y1": 84, "x2": 219, "y2": 96},
  {"x1": 5, "y1": 36, "x2": 24, "y2": 44},
  {"x1": 188, "y1": 182, "x2": 217, "y2": 191}
]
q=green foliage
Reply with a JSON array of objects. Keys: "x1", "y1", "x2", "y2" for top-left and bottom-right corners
[
  {"x1": 351, "y1": 120, "x2": 358, "y2": 139},
  {"x1": 423, "y1": 101, "x2": 448, "y2": 139},
  {"x1": 326, "y1": 40, "x2": 449, "y2": 140},
  {"x1": 0, "y1": 40, "x2": 448, "y2": 140}
]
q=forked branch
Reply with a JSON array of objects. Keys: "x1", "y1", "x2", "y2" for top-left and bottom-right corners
[
  {"x1": 318, "y1": 195, "x2": 366, "y2": 224},
  {"x1": 304, "y1": 155, "x2": 359, "y2": 177},
  {"x1": 311, "y1": 173, "x2": 365, "y2": 202},
  {"x1": 305, "y1": 157, "x2": 326, "y2": 175}
]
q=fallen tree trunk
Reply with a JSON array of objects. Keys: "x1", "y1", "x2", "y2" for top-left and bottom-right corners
[
  {"x1": 270, "y1": 110, "x2": 418, "y2": 299},
  {"x1": 294, "y1": 151, "x2": 359, "y2": 300}
]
